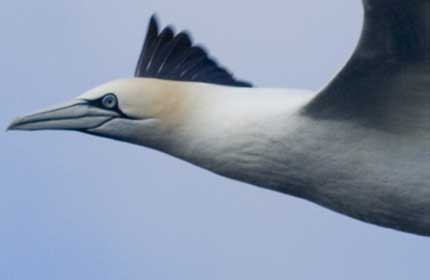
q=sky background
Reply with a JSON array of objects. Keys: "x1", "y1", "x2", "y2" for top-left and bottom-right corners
[{"x1": 1, "y1": 1, "x2": 429, "y2": 279}]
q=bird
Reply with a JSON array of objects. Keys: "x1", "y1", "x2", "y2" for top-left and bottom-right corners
[{"x1": 8, "y1": 0, "x2": 430, "y2": 236}]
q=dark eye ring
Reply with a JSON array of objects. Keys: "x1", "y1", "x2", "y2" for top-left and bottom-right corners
[{"x1": 102, "y1": 94, "x2": 117, "y2": 109}]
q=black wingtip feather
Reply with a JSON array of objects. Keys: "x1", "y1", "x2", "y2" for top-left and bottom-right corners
[
  {"x1": 135, "y1": 15, "x2": 159, "y2": 77},
  {"x1": 134, "y1": 15, "x2": 252, "y2": 87}
]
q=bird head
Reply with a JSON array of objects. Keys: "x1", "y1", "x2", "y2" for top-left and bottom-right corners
[
  {"x1": 8, "y1": 78, "x2": 188, "y2": 149},
  {"x1": 8, "y1": 15, "x2": 251, "y2": 152}
]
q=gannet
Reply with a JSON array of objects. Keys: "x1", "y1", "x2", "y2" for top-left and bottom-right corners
[{"x1": 8, "y1": 0, "x2": 430, "y2": 236}]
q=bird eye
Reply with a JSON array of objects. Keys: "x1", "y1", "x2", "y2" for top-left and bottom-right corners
[{"x1": 101, "y1": 94, "x2": 117, "y2": 109}]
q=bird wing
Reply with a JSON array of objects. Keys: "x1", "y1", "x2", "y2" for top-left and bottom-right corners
[
  {"x1": 304, "y1": 0, "x2": 430, "y2": 133},
  {"x1": 135, "y1": 15, "x2": 252, "y2": 87}
]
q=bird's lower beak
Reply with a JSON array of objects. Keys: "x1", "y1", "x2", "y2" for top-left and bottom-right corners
[{"x1": 7, "y1": 99, "x2": 119, "y2": 131}]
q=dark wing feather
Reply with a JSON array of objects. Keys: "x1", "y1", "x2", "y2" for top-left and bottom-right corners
[
  {"x1": 135, "y1": 15, "x2": 252, "y2": 87},
  {"x1": 135, "y1": 16, "x2": 159, "y2": 77},
  {"x1": 177, "y1": 47, "x2": 208, "y2": 78},
  {"x1": 145, "y1": 27, "x2": 175, "y2": 76},
  {"x1": 156, "y1": 33, "x2": 191, "y2": 76},
  {"x1": 304, "y1": 0, "x2": 430, "y2": 133}
]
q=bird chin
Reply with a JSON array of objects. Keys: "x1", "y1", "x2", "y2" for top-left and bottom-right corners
[{"x1": 85, "y1": 118, "x2": 161, "y2": 146}]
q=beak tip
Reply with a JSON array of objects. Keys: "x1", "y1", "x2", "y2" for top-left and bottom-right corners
[{"x1": 6, "y1": 117, "x2": 21, "y2": 131}]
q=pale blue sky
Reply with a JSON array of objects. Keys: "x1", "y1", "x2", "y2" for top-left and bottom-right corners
[{"x1": 2, "y1": 1, "x2": 429, "y2": 279}]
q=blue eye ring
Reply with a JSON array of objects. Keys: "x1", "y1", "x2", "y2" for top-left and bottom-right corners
[{"x1": 101, "y1": 94, "x2": 117, "y2": 109}]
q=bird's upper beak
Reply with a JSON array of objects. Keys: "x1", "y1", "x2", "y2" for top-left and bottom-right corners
[{"x1": 7, "y1": 99, "x2": 120, "y2": 131}]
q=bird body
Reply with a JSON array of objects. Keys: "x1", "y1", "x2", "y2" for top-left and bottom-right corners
[
  {"x1": 142, "y1": 80, "x2": 430, "y2": 236},
  {"x1": 8, "y1": 0, "x2": 430, "y2": 236}
]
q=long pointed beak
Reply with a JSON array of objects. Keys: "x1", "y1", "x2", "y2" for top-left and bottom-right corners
[{"x1": 7, "y1": 99, "x2": 120, "y2": 131}]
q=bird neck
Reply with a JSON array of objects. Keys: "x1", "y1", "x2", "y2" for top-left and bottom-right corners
[{"x1": 157, "y1": 83, "x2": 315, "y2": 196}]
